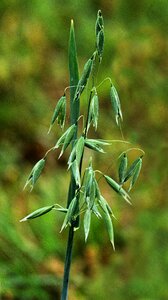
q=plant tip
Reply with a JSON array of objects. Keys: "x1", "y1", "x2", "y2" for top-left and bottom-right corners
[
  {"x1": 111, "y1": 241, "x2": 115, "y2": 251},
  {"x1": 47, "y1": 125, "x2": 52, "y2": 134},
  {"x1": 20, "y1": 217, "x2": 27, "y2": 222}
]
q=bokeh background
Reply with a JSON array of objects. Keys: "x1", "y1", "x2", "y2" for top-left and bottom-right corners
[{"x1": 0, "y1": 0, "x2": 168, "y2": 299}]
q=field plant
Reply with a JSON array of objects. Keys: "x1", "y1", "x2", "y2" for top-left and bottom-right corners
[{"x1": 21, "y1": 11, "x2": 144, "y2": 300}]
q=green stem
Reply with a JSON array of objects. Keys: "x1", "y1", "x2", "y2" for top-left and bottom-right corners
[
  {"x1": 61, "y1": 88, "x2": 92, "y2": 300},
  {"x1": 61, "y1": 20, "x2": 79, "y2": 300},
  {"x1": 61, "y1": 226, "x2": 74, "y2": 300},
  {"x1": 61, "y1": 21, "x2": 98, "y2": 300}
]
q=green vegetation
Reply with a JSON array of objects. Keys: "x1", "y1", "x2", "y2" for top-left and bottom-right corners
[
  {"x1": 20, "y1": 10, "x2": 144, "y2": 298},
  {"x1": 0, "y1": 1, "x2": 167, "y2": 299}
]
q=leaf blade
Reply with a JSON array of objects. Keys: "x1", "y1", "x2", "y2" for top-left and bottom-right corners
[{"x1": 69, "y1": 20, "x2": 79, "y2": 126}]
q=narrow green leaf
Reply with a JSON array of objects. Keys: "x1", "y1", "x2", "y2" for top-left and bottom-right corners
[
  {"x1": 69, "y1": 19, "x2": 79, "y2": 127},
  {"x1": 84, "y1": 208, "x2": 91, "y2": 241},
  {"x1": 118, "y1": 153, "x2": 128, "y2": 184},
  {"x1": 20, "y1": 205, "x2": 54, "y2": 222},
  {"x1": 68, "y1": 20, "x2": 80, "y2": 228},
  {"x1": 110, "y1": 85, "x2": 123, "y2": 126},
  {"x1": 128, "y1": 157, "x2": 143, "y2": 191}
]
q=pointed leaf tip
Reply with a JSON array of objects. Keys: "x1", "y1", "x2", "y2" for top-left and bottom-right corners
[
  {"x1": 20, "y1": 217, "x2": 27, "y2": 222},
  {"x1": 111, "y1": 240, "x2": 115, "y2": 251}
]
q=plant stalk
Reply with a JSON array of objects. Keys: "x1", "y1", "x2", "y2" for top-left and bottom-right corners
[
  {"x1": 61, "y1": 226, "x2": 74, "y2": 300},
  {"x1": 61, "y1": 20, "x2": 79, "y2": 300}
]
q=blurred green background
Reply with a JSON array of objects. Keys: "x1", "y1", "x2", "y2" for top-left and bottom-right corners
[{"x1": 0, "y1": 0, "x2": 167, "y2": 299}]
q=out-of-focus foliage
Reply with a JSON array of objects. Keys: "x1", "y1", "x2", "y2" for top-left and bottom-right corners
[{"x1": 0, "y1": 0, "x2": 167, "y2": 299}]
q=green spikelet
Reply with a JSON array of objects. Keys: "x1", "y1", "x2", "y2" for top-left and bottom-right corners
[
  {"x1": 110, "y1": 85, "x2": 123, "y2": 126},
  {"x1": 118, "y1": 153, "x2": 128, "y2": 184}
]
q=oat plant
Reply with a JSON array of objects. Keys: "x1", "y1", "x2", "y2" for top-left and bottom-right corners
[{"x1": 21, "y1": 10, "x2": 144, "y2": 300}]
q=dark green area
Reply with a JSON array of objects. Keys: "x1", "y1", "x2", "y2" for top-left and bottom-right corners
[{"x1": 0, "y1": 0, "x2": 167, "y2": 299}]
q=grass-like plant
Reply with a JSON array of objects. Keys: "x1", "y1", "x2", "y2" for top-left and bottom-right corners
[{"x1": 21, "y1": 10, "x2": 144, "y2": 299}]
